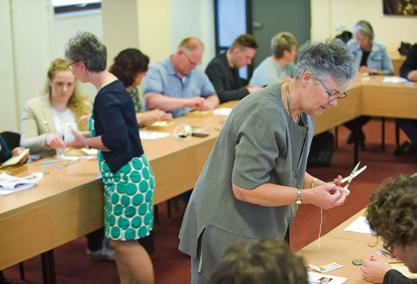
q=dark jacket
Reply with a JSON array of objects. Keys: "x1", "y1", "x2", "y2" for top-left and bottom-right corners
[
  {"x1": 93, "y1": 80, "x2": 144, "y2": 173},
  {"x1": 400, "y1": 44, "x2": 417, "y2": 79},
  {"x1": 384, "y1": 269, "x2": 416, "y2": 284},
  {"x1": 0, "y1": 134, "x2": 12, "y2": 163},
  {"x1": 205, "y1": 53, "x2": 249, "y2": 103}
]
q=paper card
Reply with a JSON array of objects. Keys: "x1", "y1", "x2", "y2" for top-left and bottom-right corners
[
  {"x1": 0, "y1": 149, "x2": 29, "y2": 168},
  {"x1": 309, "y1": 263, "x2": 343, "y2": 273},
  {"x1": 308, "y1": 272, "x2": 347, "y2": 284},
  {"x1": 383, "y1": 76, "x2": 408, "y2": 84},
  {"x1": 213, "y1": 108, "x2": 232, "y2": 116},
  {"x1": 344, "y1": 216, "x2": 373, "y2": 234},
  {"x1": 139, "y1": 131, "x2": 171, "y2": 140}
]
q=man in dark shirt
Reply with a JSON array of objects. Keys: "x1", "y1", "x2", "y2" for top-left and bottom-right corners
[
  {"x1": 205, "y1": 34, "x2": 261, "y2": 103},
  {"x1": 395, "y1": 44, "x2": 417, "y2": 155}
]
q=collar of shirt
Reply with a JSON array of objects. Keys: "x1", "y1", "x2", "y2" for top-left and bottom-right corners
[{"x1": 166, "y1": 57, "x2": 192, "y2": 80}]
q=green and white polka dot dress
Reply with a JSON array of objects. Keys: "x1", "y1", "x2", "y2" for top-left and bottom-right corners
[{"x1": 89, "y1": 115, "x2": 155, "y2": 241}]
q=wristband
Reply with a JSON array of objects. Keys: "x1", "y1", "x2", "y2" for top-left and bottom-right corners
[{"x1": 295, "y1": 188, "x2": 302, "y2": 205}]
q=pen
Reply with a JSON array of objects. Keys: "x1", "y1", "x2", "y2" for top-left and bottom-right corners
[{"x1": 376, "y1": 248, "x2": 394, "y2": 259}]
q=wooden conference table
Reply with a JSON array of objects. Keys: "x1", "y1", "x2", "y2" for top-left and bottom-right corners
[
  {"x1": 299, "y1": 208, "x2": 412, "y2": 284},
  {"x1": 0, "y1": 77, "x2": 416, "y2": 282}
]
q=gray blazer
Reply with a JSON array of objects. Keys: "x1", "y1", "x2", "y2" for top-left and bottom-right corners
[
  {"x1": 179, "y1": 84, "x2": 314, "y2": 278},
  {"x1": 20, "y1": 95, "x2": 57, "y2": 157}
]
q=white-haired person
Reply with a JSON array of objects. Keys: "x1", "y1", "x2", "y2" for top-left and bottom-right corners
[
  {"x1": 179, "y1": 39, "x2": 356, "y2": 284},
  {"x1": 344, "y1": 20, "x2": 393, "y2": 149}
]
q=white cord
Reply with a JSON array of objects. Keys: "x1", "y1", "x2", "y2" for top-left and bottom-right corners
[{"x1": 317, "y1": 208, "x2": 323, "y2": 249}]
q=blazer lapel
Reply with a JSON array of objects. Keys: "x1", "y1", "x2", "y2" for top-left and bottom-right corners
[{"x1": 41, "y1": 96, "x2": 55, "y2": 134}]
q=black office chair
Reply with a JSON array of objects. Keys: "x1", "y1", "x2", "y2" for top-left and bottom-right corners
[{"x1": 0, "y1": 131, "x2": 21, "y2": 150}]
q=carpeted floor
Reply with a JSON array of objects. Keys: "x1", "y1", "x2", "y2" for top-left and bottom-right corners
[{"x1": 3, "y1": 118, "x2": 416, "y2": 284}]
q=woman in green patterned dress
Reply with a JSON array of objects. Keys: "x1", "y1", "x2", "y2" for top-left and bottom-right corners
[{"x1": 65, "y1": 32, "x2": 154, "y2": 284}]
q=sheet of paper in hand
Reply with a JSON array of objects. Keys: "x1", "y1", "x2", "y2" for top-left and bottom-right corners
[{"x1": 0, "y1": 149, "x2": 29, "y2": 168}]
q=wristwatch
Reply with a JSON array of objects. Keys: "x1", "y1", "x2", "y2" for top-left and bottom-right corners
[{"x1": 295, "y1": 188, "x2": 302, "y2": 205}]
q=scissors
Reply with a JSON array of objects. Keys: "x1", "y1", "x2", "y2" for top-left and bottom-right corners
[{"x1": 340, "y1": 161, "x2": 367, "y2": 194}]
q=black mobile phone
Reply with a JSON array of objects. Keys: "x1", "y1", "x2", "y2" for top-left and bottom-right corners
[{"x1": 191, "y1": 132, "x2": 209, "y2": 138}]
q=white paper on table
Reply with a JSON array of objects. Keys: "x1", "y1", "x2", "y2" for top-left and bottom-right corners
[
  {"x1": 213, "y1": 108, "x2": 232, "y2": 116},
  {"x1": 308, "y1": 272, "x2": 347, "y2": 284},
  {"x1": 58, "y1": 155, "x2": 96, "y2": 161},
  {"x1": 139, "y1": 131, "x2": 170, "y2": 140},
  {"x1": 344, "y1": 216, "x2": 372, "y2": 234},
  {"x1": 383, "y1": 76, "x2": 408, "y2": 84},
  {"x1": 0, "y1": 172, "x2": 43, "y2": 196},
  {"x1": 81, "y1": 148, "x2": 98, "y2": 156}
]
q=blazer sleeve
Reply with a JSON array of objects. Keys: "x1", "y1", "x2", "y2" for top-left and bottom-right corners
[{"x1": 20, "y1": 102, "x2": 49, "y2": 154}]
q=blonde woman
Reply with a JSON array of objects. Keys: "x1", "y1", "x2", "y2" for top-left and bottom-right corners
[
  {"x1": 20, "y1": 58, "x2": 91, "y2": 159},
  {"x1": 19, "y1": 58, "x2": 112, "y2": 261}
]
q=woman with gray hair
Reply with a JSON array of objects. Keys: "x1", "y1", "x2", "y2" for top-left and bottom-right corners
[
  {"x1": 179, "y1": 39, "x2": 356, "y2": 284},
  {"x1": 348, "y1": 20, "x2": 393, "y2": 75},
  {"x1": 345, "y1": 20, "x2": 393, "y2": 149},
  {"x1": 65, "y1": 32, "x2": 154, "y2": 284}
]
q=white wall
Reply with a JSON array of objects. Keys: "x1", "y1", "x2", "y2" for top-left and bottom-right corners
[
  {"x1": 0, "y1": 0, "x2": 18, "y2": 131},
  {"x1": 0, "y1": 0, "x2": 102, "y2": 132},
  {"x1": 9, "y1": 0, "x2": 53, "y2": 132},
  {"x1": 102, "y1": 0, "x2": 138, "y2": 63},
  {"x1": 170, "y1": 0, "x2": 215, "y2": 68},
  {"x1": 53, "y1": 10, "x2": 102, "y2": 98},
  {"x1": 136, "y1": 0, "x2": 172, "y2": 62},
  {"x1": 311, "y1": 0, "x2": 417, "y2": 52}
]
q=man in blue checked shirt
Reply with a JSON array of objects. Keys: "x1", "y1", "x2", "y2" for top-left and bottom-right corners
[{"x1": 142, "y1": 37, "x2": 219, "y2": 118}]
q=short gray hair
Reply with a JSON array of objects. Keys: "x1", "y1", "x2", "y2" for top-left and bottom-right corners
[
  {"x1": 271, "y1": 32, "x2": 297, "y2": 58},
  {"x1": 294, "y1": 39, "x2": 356, "y2": 86},
  {"x1": 353, "y1": 20, "x2": 374, "y2": 41},
  {"x1": 65, "y1": 32, "x2": 107, "y2": 72}
]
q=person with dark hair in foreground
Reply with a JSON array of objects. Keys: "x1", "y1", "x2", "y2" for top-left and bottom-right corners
[
  {"x1": 361, "y1": 175, "x2": 417, "y2": 284},
  {"x1": 209, "y1": 239, "x2": 308, "y2": 284}
]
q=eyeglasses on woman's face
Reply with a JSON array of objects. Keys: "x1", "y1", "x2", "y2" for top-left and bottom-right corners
[{"x1": 316, "y1": 78, "x2": 348, "y2": 101}]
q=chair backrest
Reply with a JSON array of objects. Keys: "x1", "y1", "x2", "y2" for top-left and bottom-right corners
[{"x1": 0, "y1": 131, "x2": 21, "y2": 150}]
